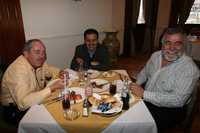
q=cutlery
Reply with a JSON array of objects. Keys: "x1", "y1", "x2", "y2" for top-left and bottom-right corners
[
  {"x1": 45, "y1": 96, "x2": 64, "y2": 105},
  {"x1": 91, "y1": 82, "x2": 109, "y2": 88}
]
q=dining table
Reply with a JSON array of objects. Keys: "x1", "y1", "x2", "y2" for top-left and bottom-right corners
[{"x1": 18, "y1": 69, "x2": 157, "y2": 133}]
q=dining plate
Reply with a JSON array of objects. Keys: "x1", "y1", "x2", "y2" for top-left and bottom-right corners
[
  {"x1": 87, "y1": 69, "x2": 100, "y2": 79},
  {"x1": 90, "y1": 79, "x2": 110, "y2": 93},
  {"x1": 90, "y1": 93, "x2": 123, "y2": 116},
  {"x1": 102, "y1": 71, "x2": 117, "y2": 78}
]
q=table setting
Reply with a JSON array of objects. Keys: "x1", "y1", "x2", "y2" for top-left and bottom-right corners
[{"x1": 18, "y1": 69, "x2": 157, "y2": 133}]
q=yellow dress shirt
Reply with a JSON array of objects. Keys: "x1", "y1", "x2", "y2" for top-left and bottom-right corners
[{"x1": 1, "y1": 55, "x2": 60, "y2": 111}]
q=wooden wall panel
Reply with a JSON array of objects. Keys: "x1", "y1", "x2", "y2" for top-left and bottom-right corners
[{"x1": 0, "y1": 0, "x2": 25, "y2": 65}]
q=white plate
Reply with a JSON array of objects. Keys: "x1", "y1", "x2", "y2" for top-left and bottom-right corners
[
  {"x1": 102, "y1": 71, "x2": 117, "y2": 78},
  {"x1": 91, "y1": 93, "x2": 122, "y2": 115},
  {"x1": 90, "y1": 79, "x2": 109, "y2": 93},
  {"x1": 87, "y1": 69, "x2": 100, "y2": 79}
]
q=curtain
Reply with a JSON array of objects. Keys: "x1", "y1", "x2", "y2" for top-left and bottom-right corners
[
  {"x1": 178, "y1": 0, "x2": 195, "y2": 25},
  {"x1": 142, "y1": 0, "x2": 158, "y2": 54},
  {"x1": 170, "y1": 0, "x2": 195, "y2": 26},
  {"x1": 0, "y1": 0, "x2": 25, "y2": 65},
  {"x1": 123, "y1": 0, "x2": 140, "y2": 56}
]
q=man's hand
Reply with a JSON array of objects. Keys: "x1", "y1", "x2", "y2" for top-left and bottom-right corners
[
  {"x1": 130, "y1": 83, "x2": 144, "y2": 98},
  {"x1": 76, "y1": 57, "x2": 84, "y2": 65},
  {"x1": 48, "y1": 79, "x2": 64, "y2": 93}
]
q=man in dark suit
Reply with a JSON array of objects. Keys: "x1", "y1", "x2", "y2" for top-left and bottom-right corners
[{"x1": 70, "y1": 28, "x2": 111, "y2": 71}]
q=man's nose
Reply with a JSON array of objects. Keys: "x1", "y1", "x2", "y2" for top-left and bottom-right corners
[
  {"x1": 168, "y1": 44, "x2": 177, "y2": 50},
  {"x1": 39, "y1": 53, "x2": 46, "y2": 58}
]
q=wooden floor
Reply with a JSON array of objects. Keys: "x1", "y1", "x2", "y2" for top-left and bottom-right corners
[{"x1": 115, "y1": 55, "x2": 200, "y2": 133}]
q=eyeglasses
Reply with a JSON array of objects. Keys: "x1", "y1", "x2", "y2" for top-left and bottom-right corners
[{"x1": 162, "y1": 40, "x2": 183, "y2": 46}]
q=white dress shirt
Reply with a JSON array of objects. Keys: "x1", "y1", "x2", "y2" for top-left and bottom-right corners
[{"x1": 136, "y1": 51, "x2": 199, "y2": 107}]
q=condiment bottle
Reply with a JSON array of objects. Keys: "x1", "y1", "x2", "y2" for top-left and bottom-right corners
[
  {"x1": 82, "y1": 98, "x2": 89, "y2": 117},
  {"x1": 121, "y1": 78, "x2": 130, "y2": 110}
]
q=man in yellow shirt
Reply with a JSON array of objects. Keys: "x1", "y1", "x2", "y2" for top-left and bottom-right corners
[{"x1": 1, "y1": 39, "x2": 66, "y2": 124}]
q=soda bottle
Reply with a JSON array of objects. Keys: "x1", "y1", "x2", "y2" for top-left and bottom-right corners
[{"x1": 121, "y1": 78, "x2": 130, "y2": 110}]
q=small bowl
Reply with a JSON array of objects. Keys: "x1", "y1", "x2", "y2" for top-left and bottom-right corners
[{"x1": 63, "y1": 109, "x2": 80, "y2": 121}]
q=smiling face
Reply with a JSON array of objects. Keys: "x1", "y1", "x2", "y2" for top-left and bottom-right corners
[
  {"x1": 24, "y1": 41, "x2": 46, "y2": 69},
  {"x1": 162, "y1": 33, "x2": 184, "y2": 62},
  {"x1": 84, "y1": 33, "x2": 98, "y2": 52}
]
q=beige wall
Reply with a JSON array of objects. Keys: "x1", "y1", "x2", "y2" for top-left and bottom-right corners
[
  {"x1": 112, "y1": 0, "x2": 125, "y2": 54},
  {"x1": 20, "y1": 0, "x2": 125, "y2": 68},
  {"x1": 154, "y1": 0, "x2": 171, "y2": 50}
]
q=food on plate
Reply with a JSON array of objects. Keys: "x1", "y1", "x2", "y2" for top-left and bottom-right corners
[
  {"x1": 89, "y1": 94, "x2": 118, "y2": 107},
  {"x1": 89, "y1": 94, "x2": 119, "y2": 113},
  {"x1": 64, "y1": 91, "x2": 82, "y2": 101},
  {"x1": 88, "y1": 96, "x2": 100, "y2": 106},
  {"x1": 97, "y1": 102, "x2": 112, "y2": 112},
  {"x1": 87, "y1": 69, "x2": 100, "y2": 79},
  {"x1": 102, "y1": 71, "x2": 116, "y2": 78},
  {"x1": 112, "y1": 102, "x2": 121, "y2": 108},
  {"x1": 104, "y1": 97, "x2": 117, "y2": 103},
  {"x1": 75, "y1": 94, "x2": 82, "y2": 100}
]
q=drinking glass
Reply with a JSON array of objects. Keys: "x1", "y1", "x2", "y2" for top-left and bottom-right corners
[
  {"x1": 62, "y1": 95, "x2": 71, "y2": 111},
  {"x1": 109, "y1": 84, "x2": 117, "y2": 96},
  {"x1": 78, "y1": 64, "x2": 85, "y2": 82},
  {"x1": 85, "y1": 82, "x2": 93, "y2": 97}
]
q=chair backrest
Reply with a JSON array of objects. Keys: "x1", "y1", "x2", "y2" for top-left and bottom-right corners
[{"x1": 181, "y1": 79, "x2": 199, "y2": 133}]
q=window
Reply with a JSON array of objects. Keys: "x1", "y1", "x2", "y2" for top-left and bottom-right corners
[
  {"x1": 137, "y1": 0, "x2": 145, "y2": 24},
  {"x1": 185, "y1": 0, "x2": 200, "y2": 24}
]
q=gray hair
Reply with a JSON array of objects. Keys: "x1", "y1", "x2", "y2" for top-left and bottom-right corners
[
  {"x1": 23, "y1": 39, "x2": 43, "y2": 52},
  {"x1": 161, "y1": 27, "x2": 188, "y2": 53}
]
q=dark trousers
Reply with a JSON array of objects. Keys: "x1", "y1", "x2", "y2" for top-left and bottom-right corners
[
  {"x1": 3, "y1": 103, "x2": 27, "y2": 125},
  {"x1": 144, "y1": 101, "x2": 186, "y2": 132}
]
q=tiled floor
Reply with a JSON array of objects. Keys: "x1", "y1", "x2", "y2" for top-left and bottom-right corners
[{"x1": 115, "y1": 55, "x2": 200, "y2": 133}]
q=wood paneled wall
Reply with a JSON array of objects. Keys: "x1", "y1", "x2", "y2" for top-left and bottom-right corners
[{"x1": 0, "y1": 0, "x2": 25, "y2": 65}]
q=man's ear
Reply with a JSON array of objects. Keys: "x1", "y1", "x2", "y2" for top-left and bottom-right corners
[
  {"x1": 161, "y1": 39, "x2": 165, "y2": 45},
  {"x1": 23, "y1": 51, "x2": 29, "y2": 58}
]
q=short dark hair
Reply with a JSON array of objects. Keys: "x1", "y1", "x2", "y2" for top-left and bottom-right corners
[
  {"x1": 162, "y1": 27, "x2": 185, "y2": 36},
  {"x1": 23, "y1": 39, "x2": 43, "y2": 52},
  {"x1": 84, "y1": 28, "x2": 99, "y2": 39}
]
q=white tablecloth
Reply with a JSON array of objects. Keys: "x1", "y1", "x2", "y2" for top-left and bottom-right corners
[
  {"x1": 18, "y1": 101, "x2": 157, "y2": 133},
  {"x1": 18, "y1": 70, "x2": 157, "y2": 133}
]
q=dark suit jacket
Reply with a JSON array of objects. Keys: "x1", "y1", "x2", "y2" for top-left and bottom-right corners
[{"x1": 70, "y1": 44, "x2": 111, "y2": 71}]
